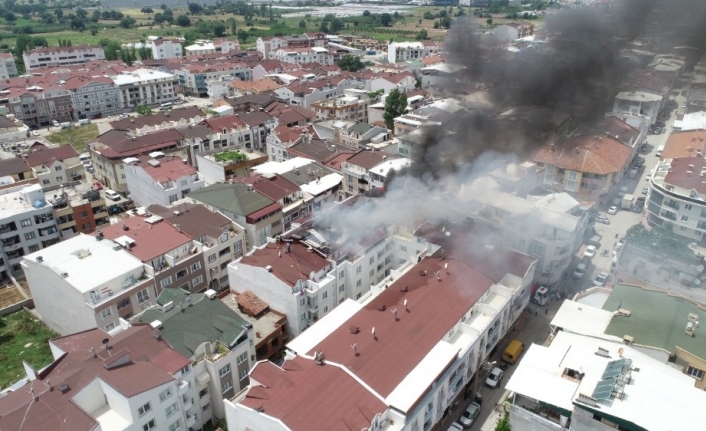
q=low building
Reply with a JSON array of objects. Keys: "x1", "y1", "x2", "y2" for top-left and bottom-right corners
[
  {"x1": 22, "y1": 45, "x2": 105, "y2": 70},
  {"x1": 124, "y1": 153, "x2": 205, "y2": 207},
  {"x1": 109, "y1": 69, "x2": 180, "y2": 110},
  {"x1": 387, "y1": 41, "x2": 441, "y2": 63},
  {"x1": 612, "y1": 91, "x2": 663, "y2": 125},
  {"x1": 195, "y1": 148, "x2": 268, "y2": 184},
  {"x1": 0, "y1": 157, "x2": 33, "y2": 184},
  {"x1": 1, "y1": 184, "x2": 59, "y2": 276},
  {"x1": 341, "y1": 149, "x2": 389, "y2": 197},
  {"x1": 228, "y1": 77, "x2": 282, "y2": 98},
  {"x1": 99, "y1": 106, "x2": 206, "y2": 136},
  {"x1": 0, "y1": 52, "x2": 18, "y2": 79},
  {"x1": 0, "y1": 114, "x2": 29, "y2": 143},
  {"x1": 24, "y1": 143, "x2": 83, "y2": 190},
  {"x1": 22, "y1": 233, "x2": 156, "y2": 334},
  {"x1": 152, "y1": 38, "x2": 184, "y2": 60},
  {"x1": 236, "y1": 173, "x2": 303, "y2": 231},
  {"x1": 311, "y1": 90, "x2": 370, "y2": 122},
  {"x1": 138, "y1": 288, "x2": 256, "y2": 422},
  {"x1": 0, "y1": 325, "x2": 203, "y2": 431},
  {"x1": 270, "y1": 47, "x2": 334, "y2": 66},
  {"x1": 175, "y1": 63, "x2": 251, "y2": 98}
]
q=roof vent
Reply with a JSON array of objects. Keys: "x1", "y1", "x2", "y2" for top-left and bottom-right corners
[
  {"x1": 61, "y1": 272, "x2": 69, "y2": 278},
  {"x1": 686, "y1": 321, "x2": 696, "y2": 336},
  {"x1": 349, "y1": 325, "x2": 360, "y2": 334},
  {"x1": 399, "y1": 285, "x2": 408, "y2": 292},
  {"x1": 58, "y1": 384, "x2": 70, "y2": 394},
  {"x1": 623, "y1": 335, "x2": 634, "y2": 345},
  {"x1": 150, "y1": 320, "x2": 163, "y2": 329},
  {"x1": 265, "y1": 265, "x2": 273, "y2": 272},
  {"x1": 378, "y1": 304, "x2": 386, "y2": 311},
  {"x1": 595, "y1": 347, "x2": 611, "y2": 358},
  {"x1": 36, "y1": 256, "x2": 43, "y2": 262}
]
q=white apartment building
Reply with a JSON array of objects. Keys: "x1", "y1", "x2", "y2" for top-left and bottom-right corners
[
  {"x1": 65, "y1": 75, "x2": 121, "y2": 119},
  {"x1": 123, "y1": 153, "x2": 205, "y2": 207},
  {"x1": 387, "y1": 41, "x2": 441, "y2": 63},
  {"x1": 311, "y1": 89, "x2": 370, "y2": 122},
  {"x1": 0, "y1": 184, "x2": 59, "y2": 277},
  {"x1": 225, "y1": 223, "x2": 537, "y2": 431},
  {"x1": 270, "y1": 47, "x2": 333, "y2": 66},
  {"x1": 174, "y1": 63, "x2": 251, "y2": 98},
  {"x1": 22, "y1": 233, "x2": 158, "y2": 335},
  {"x1": 22, "y1": 45, "x2": 105, "y2": 70},
  {"x1": 152, "y1": 38, "x2": 184, "y2": 60},
  {"x1": 256, "y1": 36, "x2": 288, "y2": 59},
  {"x1": 612, "y1": 91, "x2": 663, "y2": 125},
  {"x1": 110, "y1": 69, "x2": 179, "y2": 110},
  {"x1": 0, "y1": 324, "x2": 202, "y2": 431},
  {"x1": 0, "y1": 52, "x2": 18, "y2": 79}
]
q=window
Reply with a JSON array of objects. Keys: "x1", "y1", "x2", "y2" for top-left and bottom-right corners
[
  {"x1": 82, "y1": 223, "x2": 91, "y2": 230},
  {"x1": 356, "y1": 292, "x2": 361, "y2": 299},
  {"x1": 178, "y1": 282, "x2": 190, "y2": 292},
  {"x1": 339, "y1": 285, "x2": 344, "y2": 292},
  {"x1": 169, "y1": 194, "x2": 178, "y2": 204},
  {"x1": 300, "y1": 313, "x2": 306, "y2": 321},
  {"x1": 24, "y1": 232, "x2": 36, "y2": 240},
  {"x1": 137, "y1": 288, "x2": 150, "y2": 304},
  {"x1": 356, "y1": 279, "x2": 361, "y2": 287},
  {"x1": 176, "y1": 269, "x2": 188, "y2": 280},
  {"x1": 159, "y1": 387, "x2": 173, "y2": 402},
  {"x1": 179, "y1": 364, "x2": 191, "y2": 376},
  {"x1": 356, "y1": 265, "x2": 361, "y2": 274},
  {"x1": 322, "y1": 291, "x2": 328, "y2": 299},
  {"x1": 168, "y1": 420, "x2": 181, "y2": 431},
  {"x1": 400, "y1": 245, "x2": 407, "y2": 252},
  {"x1": 239, "y1": 368, "x2": 248, "y2": 380},
  {"x1": 105, "y1": 322, "x2": 116, "y2": 331},
  {"x1": 28, "y1": 244, "x2": 39, "y2": 253},
  {"x1": 324, "y1": 306, "x2": 328, "y2": 313},
  {"x1": 369, "y1": 269, "x2": 374, "y2": 276},
  {"x1": 222, "y1": 380, "x2": 233, "y2": 393},
  {"x1": 339, "y1": 270, "x2": 344, "y2": 279},
  {"x1": 100, "y1": 308, "x2": 112, "y2": 319},
  {"x1": 682, "y1": 215, "x2": 689, "y2": 222},
  {"x1": 190, "y1": 261, "x2": 201, "y2": 272},
  {"x1": 219, "y1": 363, "x2": 231, "y2": 377},
  {"x1": 369, "y1": 256, "x2": 374, "y2": 264},
  {"x1": 685, "y1": 204, "x2": 693, "y2": 211},
  {"x1": 687, "y1": 365, "x2": 705, "y2": 380},
  {"x1": 192, "y1": 275, "x2": 203, "y2": 286},
  {"x1": 160, "y1": 276, "x2": 173, "y2": 288},
  {"x1": 138, "y1": 402, "x2": 152, "y2": 416},
  {"x1": 54, "y1": 165, "x2": 63, "y2": 171},
  {"x1": 202, "y1": 403, "x2": 211, "y2": 411},
  {"x1": 237, "y1": 352, "x2": 248, "y2": 365},
  {"x1": 42, "y1": 179, "x2": 50, "y2": 185},
  {"x1": 20, "y1": 218, "x2": 31, "y2": 227},
  {"x1": 208, "y1": 254, "x2": 216, "y2": 263},
  {"x1": 143, "y1": 419, "x2": 156, "y2": 431},
  {"x1": 165, "y1": 402, "x2": 178, "y2": 417},
  {"x1": 56, "y1": 176, "x2": 63, "y2": 182}
]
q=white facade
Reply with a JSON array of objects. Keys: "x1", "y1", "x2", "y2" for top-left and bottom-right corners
[
  {"x1": 69, "y1": 79, "x2": 122, "y2": 120},
  {"x1": 312, "y1": 91, "x2": 370, "y2": 122},
  {"x1": 152, "y1": 39, "x2": 184, "y2": 60},
  {"x1": 32, "y1": 153, "x2": 83, "y2": 190},
  {"x1": 23, "y1": 45, "x2": 105, "y2": 70},
  {"x1": 387, "y1": 41, "x2": 440, "y2": 63},
  {"x1": 0, "y1": 53, "x2": 18, "y2": 79},
  {"x1": 255, "y1": 37, "x2": 288, "y2": 59},
  {"x1": 0, "y1": 184, "x2": 59, "y2": 277},
  {"x1": 270, "y1": 47, "x2": 333, "y2": 66},
  {"x1": 273, "y1": 78, "x2": 362, "y2": 108},
  {"x1": 110, "y1": 69, "x2": 179, "y2": 110},
  {"x1": 124, "y1": 156, "x2": 205, "y2": 207},
  {"x1": 0, "y1": 114, "x2": 29, "y2": 143},
  {"x1": 185, "y1": 40, "x2": 216, "y2": 56},
  {"x1": 175, "y1": 64, "x2": 251, "y2": 97},
  {"x1": 612, "y1": 91, "x2": 662, "y2": 125}
]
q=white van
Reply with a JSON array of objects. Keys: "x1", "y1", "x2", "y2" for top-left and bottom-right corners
[
  {"x1": 79, "y1": 153, "x2": 91, "y2": 163},
  {"x1": 52, "y1": 120, "x2": 60, "y2": 127},
  {"x1": 78, "y1": 118, "x2": 91, "y2": 125},
  {"x1": 656, "y1": 145, "x2": 664, "y2": 157}
]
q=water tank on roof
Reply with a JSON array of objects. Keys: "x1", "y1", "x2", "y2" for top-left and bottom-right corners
[{"x1": 33, "y1": 200, "x2": 45, "y2": 208}]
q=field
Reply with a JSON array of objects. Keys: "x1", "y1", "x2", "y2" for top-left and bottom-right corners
[
  {"x1": 46, "y1": 123, "x2": 99, "y2": 153},
  {"x1": 0, "y1": 310, "x2": 58, "y2": 389}
]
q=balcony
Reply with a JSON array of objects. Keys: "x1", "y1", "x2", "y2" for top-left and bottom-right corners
[
  {"x1": 182, "y1": 396, "x2": 195, "y2": 410},
  {"x1": 307, "y1": 301, "x2": 318, "y2": 312},
  {"x1": 178, "y1": 380, "x2": 191, "y2": 395},
  {"x1": 0, "y1": 223, "x2": 17, "y2": 235},
  {"x1": 186, "y1": 412, "x2": 197, "y2": 428},
  {"x1": 2, "y1": 235, "x2": 20, "y2": 248}
]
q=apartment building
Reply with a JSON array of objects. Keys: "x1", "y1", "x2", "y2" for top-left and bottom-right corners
[
  {"x1": 341, "y1": 149, "x2": 389, "y2": 197},
  {"x1": 64, "y1": 75, "x2": 121, "y2": 119},
  {"x1": 236, "y1": 173, "x2": 303, "y2": 231},
  {"x1": 51, "y1": 182, "x2": 110, "y2": 238},
  {"x1": 174, "y1": 63, "x2": 251, "y2": 97},
  {"x1": 187, "y1": 183, "x2": 283, "y2": 251},
  {"x1": 225, "y1": 223, "x2": 537, "y2": 431},
  {"x1": 1, "y1": 184, "x2": 59, "y2": 277},
  {"x1": 311, "y1": 89, "x2": 370, "y2": 122},
  {"x1": 88, "y1": 128, "x2": 188, "y2": 193},
  {"x1": 387, "y1": 41, "x2": 441, "y2": 63},
  {"x1": 100, "y1": 106, "x2": 206, "y2": 135},
  {"x1": 22, "y1": 45, "x2": 105, "y2": 70},
  {"x1": 24, "y1": 143, "x2": 83, "y2": 189},
  {"x1": 138, "y1": 288, "x2": 256, "y2": 422},
  {"x1": 152, "y1": 38, "x2": 184, "y2": 60},
  {"x1": 255, "y1": 36, "x2": 291, "y2": 59},
  {"x1": 149, "y1": 203, "x2": 245, "y2": 291},
  {"x1": 124, "y1": 153, "x2": 205, "y2": 207},
  {"x1": 0, "y1": 113, "x2": 29, "y2": 143},
  {"x1": 109, "y1": 69, "x2": 179, "y2": 110},
  {"x1": 195, "y1": 148, "x2": 269, "y2": 184},
  {"x1": 22, "y1": 234, "x2": 157, "y2": 334},
  {"x1": 100, "y1": 214, "x2": 209, "y2": 296},
  {"x1": 0, "y1": 156, "x2": 33, "y2": 183},
  {"x1": 2, "y1": 84, "x2": 74, "y2": 127},
  {"x1": 0, "y1": 52, "x2": 18, "y2": 79},
  {"x1": 0, "y1": 324, "x2": 202, "y2": 431},
  {"x1": 612, "y1": 91, "x2": 663, "y2": 125},
  {"x1": 273, "y1": 76, "x2": 362, "y2": 108},
  {"x1": 184, "y1": 39, "x2": 240, "y2": 57},
  {"x1": 270, "y1": 47, "x2": 334, "y2": 66}
]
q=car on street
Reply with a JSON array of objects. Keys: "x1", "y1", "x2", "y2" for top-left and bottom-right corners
[
  {"x1": 459, "y1": 402, "x2": 481, "y2": 428},
  {"x1": 573, "y1": 263, "x2": 587, "y2": 279},
  {"x1": 104, "y1": 189, "x2": 120, "y2": 201},
  {"x1": 596, "y1": 215, "x2": 611, "y2": 224},
  {"x1": 31, "y1": 130, "x2": 39, "y2": 136},
  {"x1": 447, "y1": 423, "x2": 464, "y2": 431},
  {"x1": 485, "y1": 367, "x2": 504, "y2": 389},
  {"x1": 593, "y1": 271, "x2": 610, "y2": 287},
  {"x1": 608, "y1": 206, "x2": 618, "y2": 215},
  {"x1": 652, "y1": 127, "x2": 662, "y2": 135},
  {"x1": 641, "y1": 187, "x2": 649, "y2": 195},
  {"x1": 583, "y1": 245, "x2": 597, "y2": 259}
]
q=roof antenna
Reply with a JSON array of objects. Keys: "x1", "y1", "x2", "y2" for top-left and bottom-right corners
[
  {"x1": 435, "y1": 271, "x2": 441, "y2": 281},
  {"x1": 351, "y1": 343, "x2": 357, "y2": 356},
  {"x1": 371, "y1": 327, "x2": 376, "y2": 340},
  {"x1": 445, "y1": 262, "x2": 449, "y2": 275},
  {"x1": 392, "y1": 308, "x2": 398, "y2": 321},
  {"x1": 404, "y1": 298, "x2": 408, "y2": 311}
]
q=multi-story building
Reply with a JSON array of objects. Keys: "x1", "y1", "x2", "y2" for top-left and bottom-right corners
[
  {"x1": 51, "y1": 183, "x2": 110, "y2": 238},
  {"x1": 89, "y1": 129, "x2": 188, "y2": 193},
  {"x1": 138, "y1": 288, "x2": 256, "y2": 422},
  {"x1": 270, "y1": 47, "x2": 334, "y2": 66},
  {"x1": 0, "y1": 184, "x2": 59, "y2": 276},
  {"x1": 22, "y1": 233, "x2": 157, "y2": 334},
  {"x1": 612, "y1": 91, "x2": 663, "y2": 125},
  {"x1": 22, "y1": 45, "x2": 105, "y2": 70},
  {"x1": 195, "y1": 148, "x2": 269, "y2": 184},
  {"x1": 100, "y1": 106, "x2": 206, "y2": 136},
  {"x1": 0, "y1": 52, "x2": 18, "y2": 79},
  {"x1": 236, "y1": 173, "x2": 303, "y2": 231},
  {"x1": 100, "y1": 214, "x2": 209, "y2": 296},
  {"x1": 123, "y1": 153, "x2": 205, "y2": 207},
  {"x1": 273, "y1": 76, "x2": 362, "y2": 108},
  {"x1": 0, "y1": 324, "x2": 203, "y2": 431},
  {"x1": 225, "y1": 223, "x2": 537, "y2": 431},
  {"x1": 3, "y1": 84, "x2": 74, "y2": 127},
  {"x1": 175, "y1": 63, "x2": 251, "y2": 97},
  {"x1": 341, "y1": 149, "x2": 388, "y2": 197},
  {"x1": 148, "y1": 203, "x2": 245, "y2": 291},
  {"x1": 387, "y1": 41, "x2": 441, "y2": 63},
  {"x1": 152, "y1": 38, "x2": 184, "y2": 60},
  {"x1": 24, "y1": 143, "x2": 83, "y2": 190},
  {"x1": 311, "y1": 89, "x2": 370, "y2": 122},
  {"x1": 187, "y1": 183, "x2": 283, "y2": 251},
  {"x1": 109, "y1": 69, "x2": 179, "y2": 110},
  {"x1": 0, "y1": 113, "x2": 29, "y2": 143},
  {"x1": 256, "y1": 36, "x2": 290, "y2": 59},
  {"x1": 63, "y1": 75, "x2": 121, "y2": 119}
]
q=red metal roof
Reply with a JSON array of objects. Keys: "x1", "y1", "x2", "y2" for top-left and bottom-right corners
[
  {"x1": 246, "y1": 202, "x2": 283, "y2": 223},
  {"x1": 240, "y1": 241, "x2": 329, "y2": 287},
  {"x1": 99, "y1": 216, "x2": 192, "y2": 261}
]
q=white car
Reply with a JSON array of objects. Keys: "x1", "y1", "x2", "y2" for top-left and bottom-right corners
[
  {"x1": 593, "y1": 271, "x2": 610, "y2": 287},
  {"x1": 608, "y1": 206, "x2": 618, "y2": 215},
  {"x1": 583, "y1": 245, "x2": 597, "y2": 259},
  {"x1": 573, "y1": 263, "x2": 587, "y2": 279},
  {"x1": 485, "y1": 367, "x2": 504, "y2": 389},
  {"x1": 447, "y1": 423, "x2": 464, "y2": 431},
  {"x1": 459, "y1": 402, "x2": 481, "y2": 428},
  {"x1": 104, "y1": 189, "x2": 121, "y2": 201},
  {"x1": 31, "y1": 130, "x2": 39, "y2": 136}
]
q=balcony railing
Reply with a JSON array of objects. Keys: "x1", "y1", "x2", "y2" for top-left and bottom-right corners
[
  {"x1": 182, "y1": 396, "x2": 195, "y2": 409},
  {"x1": 178, "y1": 380, "x2": 191, "y2": 395}
]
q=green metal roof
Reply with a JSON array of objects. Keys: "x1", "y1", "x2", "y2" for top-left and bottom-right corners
[
  {"x1": 139, "y1": 288, "x2": 249, "y2": 359},
  {"x1": 187, "y1": 183, "x2": 274, "y2": 216},
  {"x1": 347, "y1": 122, "x2": 373, "y2": 135},
  {"x1": 603, "y1": 284, "x2": 706, "y2": 359}
]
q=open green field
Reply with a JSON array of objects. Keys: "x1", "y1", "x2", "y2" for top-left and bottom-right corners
[
  {"x1": 0, "y1": 310, "x2": 58, "y2": 389},
  {"x1": 46, "y1": 123, "x2": 99, "y2": 153}
]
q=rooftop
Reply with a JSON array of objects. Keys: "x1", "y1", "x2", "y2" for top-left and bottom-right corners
[
  {"x1": 222, "y1": 292, "x2": 286, "y2": 346},
  {"x1": 91, "y1": 129, "x2": 184, "y2": 158},
  {"x1": 129, "y1": 154, "x2": 197, "y2": 183},
  {"x1": 236, "y1": 174, "x2": 300, "y2": 202},
  {"x1": 0, "y1": 157, "x2": 31, "y2": 177},
  {"x1": 24, "y1": 144, "x2": 78, "y2": 168},
  {"x1": 139, "y1": 288, "x2": 250, "y2": 359},
  {"x1": 662, "y1": 130, "x2": 706, "y2": 159},
  {"x1": 550, "y1": 299, "x2": 615, "y2": 338},
  {"x1": 147, "y1": 203, "x2": 237, "y2": 242},
  {"x1": 109, "y1": 68, "x2": 176, "y2": 86},
  {"x1": 615, "y1": 91, "x2": 663, "y2": 102},
  {"x1": 188, "y1": 183, "x2": 277, "y2": 218},
  {"x1": 345, "y1": 150, "x2": 388, "y2": 171},
  {"x1": 99, "y1": 215, "x2": 193, "y2": 262},
  {"x1": 662, "y1": 156, "x2": 706, "y2": 195},
  {"x1": 603, "y1": 284, "x2": 706, "y2": 359},
  {"x1": 369, "y1": 158, "x2": 411, "y2": 178},
  {"x1": 108, "y1": 106, "x2": 204, "y2": 130},
  {"x1": 239, "y1": 241, "x2": 331, "y2": 287},
  {"x1": 533, "y1": 135, "x2": 632, "y2": 175},
  {"x1": 0, "y1": 184, "x2": 47, "y2": 219}
]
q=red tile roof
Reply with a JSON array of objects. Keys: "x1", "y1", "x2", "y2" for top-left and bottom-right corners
[
  {"x1": 237, "y1": 174, "x2": 300, "y2": 202},
  {"x1": 240, "y1": 242, "x2": 330, "y2": 287},
  {"x1": 533, "y1": 135, "x2": 632, "y2": 174},
  {"x1": 236, "y1": 290, "x2": 270, "y2": 316},
  {"x1": 99, "y1": 216, "x2": 192, "y2": 261},
  {"x1": 346, "y1": 150, "x2": 387, "y2": 170},
  {"x1": 24, "y1": 143, "x2": 78, "y2": 168},
  {"x1": 92, "y1": 129, "x2": 184, "y2": 158},
  {"x1": 241, "y1": 356, "x2": 386, "y2": 431},
  {"x1": 664, "y1": 156, "x2": 706, "y2": 194},
  {"x1": 662, "y1": 130, "x2": 706, "y2": 159},
  {"x1": 134, "y1": 154, "x2": 197, "y2": 183},
  {"x1": 202, "y1": 114, "x2": 247, "y2": 131}
]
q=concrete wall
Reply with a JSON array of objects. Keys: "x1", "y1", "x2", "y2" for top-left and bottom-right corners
[{"x1": 509, "y1": 403, "x2": 565, "y2": 431}]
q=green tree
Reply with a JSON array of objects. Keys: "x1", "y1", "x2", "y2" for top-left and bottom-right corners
[
  {"x1": 176, "y1": 14, "x2": 191, "y2": 27},
  {"x1": 54, "y1": 8, "x2": 63, "y2": 18},
  {"x1": 213, "y1": 23, "x2": 226, "y2": 36},
  {"x1": 337, "y1": 54, "x2": 364, "y2": 72},
  {"x1": 90, "y1": 26, "x2": 98, "y2": 36},
  {"x1": 141, "y1": 6, "x2": 154, "y2": 14},
  {"x1": 160, "y1": 3, "x2": 167, "y2": 10},
  {"x1": 330, "y1": 17, "x2": 343, "y2": 33},
  {"x1": 39, "y1": 12, "x2": 54, "y2": 23},
  {"x1": 415, "y1": 29, "x2": 427, "y2": 40},
  {"x1": 441, "y1": 16, "x2": 452, "y2": 28},
  {"x1": 153, "y1": 13, "x2": 165, "y2": 24},
  {"x1": 236, "y1": 29, "x2": 249, "y2": 42},
  {"x1": 319, "y1": 21, "x2": 328, "y2": 33},
  {"x1": 4, "y1": 12, "x2": 16, "y2": 22},
  {"x1": 486, "y1": 17, "x2": 493, "y2": 25},
  {"x1": 423, "y1": 11, "x2": 434, "y2": 20},
  {"x1": 228, "y1": 17, "x2": 237, "y2": 34},
  {"x1": 299, "y1": 19, "x2": 306, "y2": 28},
  {"x1": 495, "y1": 409, "x2": 511, "y2": 431},
  {"x1": 188, "y1": 3, "x2": 203, "y2": 15},
  {"x1": 137, "y1": 44, "x2": 151, "y2": 60},
  {"x1": 76, "y1": 8, "x2": 87, "y2": 19},
  {"x1": 120, "y1": 17, "x2": 136, "y2": 28},
  {"x1": 362, "y1": 10, "x2": 371, "y2": 17},
  {"x1": 136, "y1": 105, "x2": 152, "y2": 115},
  {"x1": 380, "y1": 13, "x2": 392, "y2": 27},
  {"x1": 383, "y1": 88, "x2": 407, "y2": 132}
]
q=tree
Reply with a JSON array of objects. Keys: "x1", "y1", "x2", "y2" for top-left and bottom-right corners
[
  {"x1": 380, "y1": 12, "x2": 392, "y2": 27},
  {"x1": 136, "y1": 105, "x2": 152, "y2": 115},
  {"x1": 228, "y1": 17, "x2": 236, "y2": 34},
  {"x1": 330, "y1": 17, "x2": 343, "y2": 33},
  {"x1": 153, "y1": 13, "x2": 165, "y2": 24},
  {"x1": 137, "y1": 44, "x2": 151, "y2": 60},
  {"x1": 299, "y1": 19, "x2": 306, "y2": 28},
  {"x1": 4, "y1": 12, "x2": 16, "y2": 22},
  {"x1": 362, "y1": 10, "x2": 371, "y2": 17},
  {"x1": 141, "y1": 6, "x2": 153, "y2": 14},
  {"x1": 39, "y1": 12, "x2": 54, "y2": 24},
  {"x1": 160, "y1": 3, "x2": 167, "y2": 10},
  {"x1": 90, "y1": 26, "x2": 98, "y2": 36},
  {"x1": 236, "y1": 29, "x2": 249, "y2": 42},
  {"x1": 76, "y1": 8, "x2": 87, "y2": 19},
  {"x1": 54, "y1": 8, "x2": 63, "y2": 18},
  {"x1": 423, "y1": 11, "x2": 434, "y2": 20},
  {"x1": 120, "y1": 17, "x2": 136, "y2": 28},
  {"x1": 495, "y1": 409, "x2": 511, "y2": 431},
  {"x1": 415, "y1": 29, "x2": 427, "y2": 40},
  {"x1": 441, "y1": 16, "x2": 452, "y2": 28},
  {"x1": 188, "y1": 3, "x2": 203, "y2": 15},
  {"x1": 383, "y1": 88, "x2": 407, "y2": 132},
  {"x1": 318, "y1": 21, "x2": 328, "y2": 33},
  {"x1": 337, "y1": 54, "x2": 364, "y2": 72},
  {"x1": 176, "y1": 14, "x2": 191, "y2": 27},
  {"x1": 213, "y1": 23, "x2": 226, "y2": 37},
  {"x1": 486, "y1": 17, "x2": 493, "y2": 25}
]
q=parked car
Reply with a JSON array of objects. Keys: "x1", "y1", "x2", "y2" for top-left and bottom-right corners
[
  {"x1": 593, "y1": 271, "x2": 610, "y2": 287},
  {"x1": 641, "y1": 187, "x2": 649, "y2": 195},
  {"x1": 608, "y1": 206, "x2": 618, "y2": 215},
  {"x1": 105, "y1": 189, "x2": 120, "y2": 201},
  {"x1": 31, "y1": 130, "x2": 39, "y2": 136},
  {"x1": 596, "y1": 215, "x2": 611, "y2": 224},
  {"x1": 485, "y1": 367, "x2": 504, "y2": 389},
  {"x1": 447, "y1": 423, "x2": 464, "y2": 431},
  {"x1": 459, "y1": 402, "x2": 481, "y2": 428},
  {"x1": 573, "y1": 263, "x2": 587, "y2": 279},
  {"x1": 583, "y1": 245, "x2": 597, "y2": 259}
]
